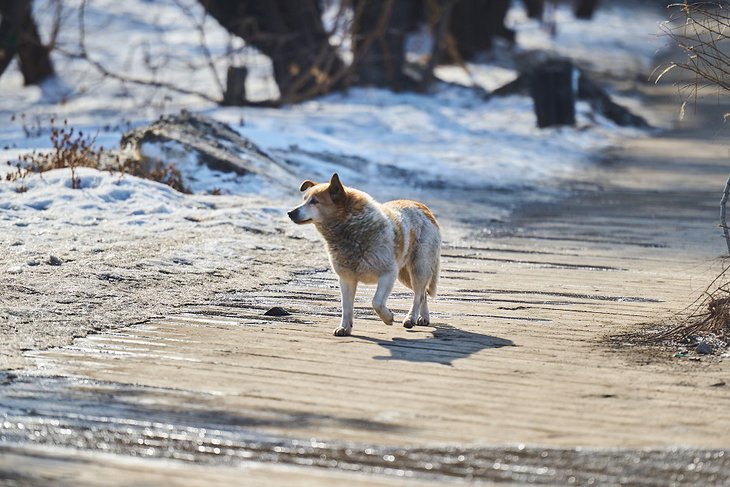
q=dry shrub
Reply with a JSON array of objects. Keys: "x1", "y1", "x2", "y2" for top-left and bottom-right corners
[
  {"x1": 3, "y1": 118, "x2": 188, "y2": 193},
  {"x1": 4, "y1": 162, "x2": 33, "y2": 193},
  {"x1": 622, "y1": 3, "x2": 730, "y2": 353},
  {"x1": 617, "y1": 266, "x2": 730, "y2": 352},
  {"x1": 116, "y1": 157, "x2": 189, "y2": 194},
  {"x1": 656, "y1": 2, "x2": 730, "y2": 99},
  {"x1": 5, "y1": 119, "x2": 103, "y2": 190}
]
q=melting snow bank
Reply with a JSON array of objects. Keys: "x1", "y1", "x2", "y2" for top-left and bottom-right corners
[
  {"x1": 0, "y1": 167, "x2": 293, "y2": 255},
  {"x1": 4, "y1": 81, "x2": 642, "y2": 204},
  {"x1": 0, "y1": 166, "x2": 311, "y2": 369},
  {"x1": 212, "y1": 84, "x2": 644, "y2": 200},
  {"x1": 120, "y1": 111, "x2": 298, "y2": 195},
  {"x1": 1, "y1": 82, "x2": 647, "y2": 233}
]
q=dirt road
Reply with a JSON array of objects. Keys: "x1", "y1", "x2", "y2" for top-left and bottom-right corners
[{"x1": 2, "y1": 84, "x2": 730, "y2": 485}]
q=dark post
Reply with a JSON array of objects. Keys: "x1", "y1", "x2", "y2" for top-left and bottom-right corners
[
  {"x1": 529, "y1": 60, "x2": 576, "y2": 128},
  {"x1": 222, "y1": 66, "x2": 247, "y2": 106}
]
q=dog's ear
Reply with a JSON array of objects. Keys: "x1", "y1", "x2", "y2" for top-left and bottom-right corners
[
  {"x1": 328, "y1": 173, "x2": 345, "y2": 203},
  {"x1": 299, "y1": 180, "x2": 316, "y2": 192}
]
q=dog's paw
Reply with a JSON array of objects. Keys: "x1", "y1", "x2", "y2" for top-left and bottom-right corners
[
  {"x1": 402, "y1": 317, "x2": 416, "y2": 329},
  {"x1": 333, "y1": 326, "x2": 352, "y2": 337},
  {"x1": 417, "y1": 316, "x2": 430, "y2": 326},
  {"x1": 374, "y1": 306, "x2": 394, "y2": 326}
]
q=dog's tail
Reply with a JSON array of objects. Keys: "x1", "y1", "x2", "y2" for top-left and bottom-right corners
[{"x1": 427, "y1": 253, "x2": 440, "y2": 298}]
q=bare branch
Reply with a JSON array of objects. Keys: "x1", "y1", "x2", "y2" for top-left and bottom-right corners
[
  {"x1": 65, "y1": 0, "x2": 219, "y2": 103},
  {"x1": 721, "y1": 172, "x2": 730, "y2": 254},
  {"x1": 171, "y1": 0, "x2": 225, "y2": 96},
  {"x1": 657, "y1": 2, "x2": 730, "y2": 97}
]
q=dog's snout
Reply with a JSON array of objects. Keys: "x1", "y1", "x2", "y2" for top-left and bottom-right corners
[
  {"x1": 288, "y1": 207, "x2": 305, "y2": 223},
  {"x1": 288, "y1": 205, "x2": 313, "y2": 224}
]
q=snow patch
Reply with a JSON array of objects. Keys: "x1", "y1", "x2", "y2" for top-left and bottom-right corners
[{"x1": 0, "y1": 0, "x2": 662, "y2": 226}]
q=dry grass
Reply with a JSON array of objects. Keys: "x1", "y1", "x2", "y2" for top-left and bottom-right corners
[
  {"x1": 116, "y1": 157, "x2": 189, "y2": 194},
  {"x1": 656, "y1": 2, "x2": 730, "y2": 100},
  {"x1": 616, "y1": 266, "x2": 730, "y2": 353},
  {"x1": 5, "y1": 119, "x2": 103, "y2": 191}
]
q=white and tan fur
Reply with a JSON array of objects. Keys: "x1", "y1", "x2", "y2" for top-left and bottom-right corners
[{"x1": 288, "y1": 173, "x2": 441, "y2": 336}]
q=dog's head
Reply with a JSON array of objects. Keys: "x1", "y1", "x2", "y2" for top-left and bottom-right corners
[{"x1": 288, "y1": 173, "x2": 347, "y2": 225}]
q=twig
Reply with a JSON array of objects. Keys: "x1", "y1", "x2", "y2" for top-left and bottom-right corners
[
  {"x1": 277, "y1": 0, "x2": 398, "y2": 105},
  {"x1": 658, "y1": 2, "x2": 730, "y2": 97},
  {"x1": 56, "y1": 46, "x2": 219, "y2": 103},
  {"x1": 721, "y1": 172, "x2": 730, "y2": 254},
  {"x1": 66, "y1": 0, "x2": 218, "y2": 104},
  {"x1": 419, "y1": 0, "x2": 456, "y2": 90},
  {"x1": 46, "y1": 0, "x2": 64, "y2": 50},
  {"x1": 171, "y1": 0, "x2": 225, "y2": 96}
]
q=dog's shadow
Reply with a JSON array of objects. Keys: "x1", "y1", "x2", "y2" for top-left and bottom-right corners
[{"x1": 356, "y1": 325, "x2": 514, "y2": 366}]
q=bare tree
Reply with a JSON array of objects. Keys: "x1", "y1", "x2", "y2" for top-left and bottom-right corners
[
  {"x1": 657, "y1": 2, "x2": 730, "y2": 97},
  {"x1": 1, "y1": 0, "x2": 607, "y2": 105},
  {"x1": 446, "y1": 0, "x2": 513, "y2": 62},
  {"x1": 351, "y1": 0, "x2": 417, "y2": 88},
  {"x1": 656, "y1": 2, "x2": 730, "y2": 253},
  {"x1": 198, "y1": 0, "x2": 345, "y2": 103},
  {"x1": 0, "y1": 0, "x2": 54, "y2": 84}
]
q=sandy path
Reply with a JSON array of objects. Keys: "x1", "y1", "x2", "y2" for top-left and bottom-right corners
[{"x1": 3, "y1": 86, "x2": 730, "y2": 484}]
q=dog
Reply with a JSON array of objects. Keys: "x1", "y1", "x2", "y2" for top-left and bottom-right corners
[{"x1": 288, "y1": 173, "x2": 441, "y2": 336}]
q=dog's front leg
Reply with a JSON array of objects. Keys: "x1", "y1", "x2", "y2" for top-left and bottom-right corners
[
  {"x1": 333, "y1": 277, "x2": 357, "y2": 336},
  {"x1": 372, "y1": 270, "x2": 396, "y2": 326}
]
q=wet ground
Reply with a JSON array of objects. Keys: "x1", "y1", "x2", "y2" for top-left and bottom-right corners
[{"x1": 2, "y1": 373, "x2": 728, "y2": 485}]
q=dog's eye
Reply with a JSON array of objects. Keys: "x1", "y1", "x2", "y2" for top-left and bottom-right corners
[{"x1": 310, "y1": 197, "x2": 319, "y2": 205}]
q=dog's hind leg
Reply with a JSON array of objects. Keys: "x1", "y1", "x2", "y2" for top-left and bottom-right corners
[
  {"x1": 372, "y1": 270, "x2": 396, "y2": 326},
  {"x1": 404, "y1": 251, "x2": 435, "y2": 328},
  {"x1": 417, "y1": 295, "x2": 430, "y2": 326},
  {"x1": 403, "y1": 271, "x2": 429, "y2": 328},
  {"x1": 403, "y1": 289, "x2": 425, "y2": 328},
  {"x1": 334, "y1": 277, "x2": 357, "y2": 337}
]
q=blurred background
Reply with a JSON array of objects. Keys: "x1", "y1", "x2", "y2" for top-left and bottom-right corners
[
  {"x1": 0, "y1": 0, "x2": 673, "y2": 112},
  {"x1": 0, "y1": 0, "x2": 683, "y2": 199}
]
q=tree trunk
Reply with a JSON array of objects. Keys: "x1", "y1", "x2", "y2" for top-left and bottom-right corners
[
  {"x1": 575, "y1": 0, "x2": 600, "y2": 19},
  {"x1": 199, "y1": 0, "x2": 344, "y2": 103},
  {"x1": 447, "y1": 0, "x2": 513, "y2": 62},
  {"x1": 419, "y1": 0, "x2": 455, "y2": 89},
  {"x1": 351, "y1": 0, "x2": 417, "y2": 88},
  {"x1": 523, "y1": 0, "x2": 544, "y2": 20},
  {"x1": 0, "y1": 0, "x2": 53, "y2": 85}
]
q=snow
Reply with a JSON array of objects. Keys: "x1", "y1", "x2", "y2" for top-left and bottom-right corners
[
  {"x1": 135, "y1": 137, "x2": 277, "y2": 196},
  {"x1": 0, "y1": 166, "x2": 285, "y2": 275},
  {"x1": 508, "y1": 1, "x2": 667, "y2": 77},
  {"x1": 0, "y1": 1, "x2": 666, "y2": 225},
  {"x1": 220, "y1": 88, "x2": 635, "y2": 200}
]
